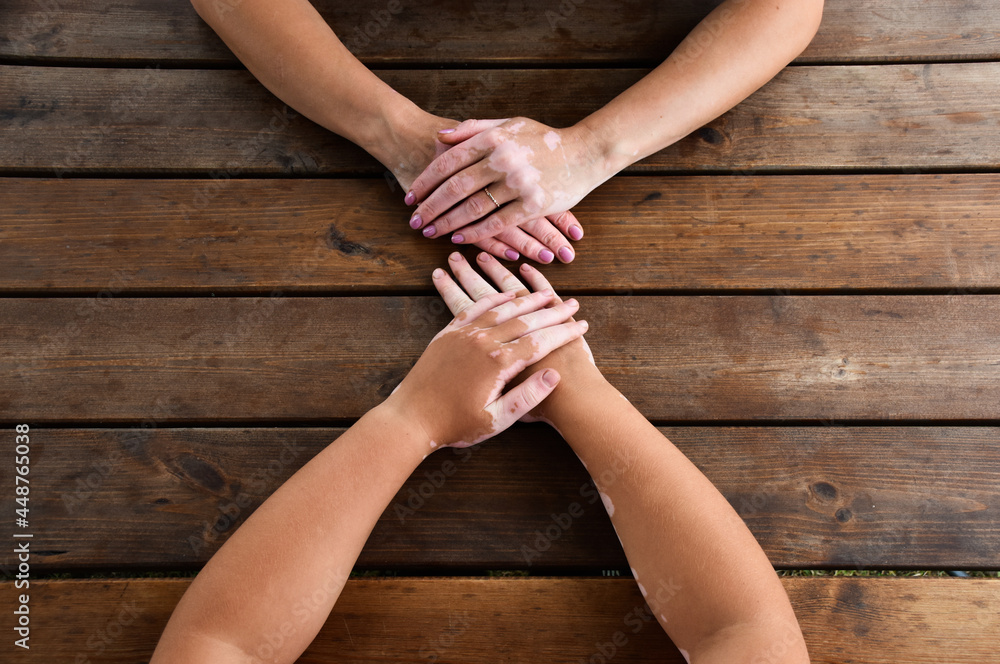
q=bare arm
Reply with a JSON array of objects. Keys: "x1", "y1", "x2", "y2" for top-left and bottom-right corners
[
  {"x1": 407, "y1": 0, "x2": 825, "y2": 246},
  {"x1": 434, "y1": 253, "x2": 810, "y2": 664},
  {"x1": 189, "y1": 0, "x2": 583, "y2": 263},
  {"x1": 150, "y1": 284, "x2": 588, "y2": 663}
]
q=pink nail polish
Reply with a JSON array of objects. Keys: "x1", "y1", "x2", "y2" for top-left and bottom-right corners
[
  {"x1": 438, "y1": 128, "x2": 456, "y2": 134},
  {"x1": 539, "y1": 249, "x2": 555, "y2": 263},
  {"x1": 504, "y1": 249, "x2": 519, "y2": 261},
  {"x1": 452, "y1": 234, "x2": 464, "y2": 243},
  {"x1": 569, "y1": 225, "x2": 583, "y2": 241},
  {"x1": 423, "y1": 226, "x2": 436, "y2": 237},
  {"x1": 410, "y1": 214, "x2": 422, "y2": 229},
  {"x1": 404, "y1": 191, "x2": 415, "y2": 205},
  {"x1": 558, "y1": 246, "x2": 574, "y2": 262}
]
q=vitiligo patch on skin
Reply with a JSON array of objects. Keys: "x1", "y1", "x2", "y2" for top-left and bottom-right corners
[
  {"x1": 637, "y1": 581, "x2": 648, "y2": 598},
  {"x1": 543, "y1": 131, "x2": 561, "y2": 151},
  {"x1": 679, "y1": 648, "x2": 691, "y2": 663},
  {"x1": 599, "y1": 491, "x2": 615, "y2": 517}
]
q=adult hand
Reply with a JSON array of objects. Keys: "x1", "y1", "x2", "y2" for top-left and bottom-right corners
[
  {"x1": 406, "y1": 117, "x2": 604, "y2": 258},
  {"x1": 394, "y1": 116, "x2": 584, "y2": 264},
  {"x1": 386, "y1": 279, "x2": 588, "y2": 449},
  {"x1": 432, "y1": 252, "x2": 604, "y2": 424}
]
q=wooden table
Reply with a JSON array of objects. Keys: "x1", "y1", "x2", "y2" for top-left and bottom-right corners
[{"x1": 1, "y1": 1, "x2": 999, "y2": 661}]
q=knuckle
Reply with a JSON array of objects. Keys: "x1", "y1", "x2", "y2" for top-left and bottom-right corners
[
  {"x1": 445, "y1": 176, "x2": 466, "y2": 199},
  {"x1": 485, "y1": 216, "x2": 508, "y2": 236},
  {"x1": 467, "y1": 195, "x2": 486, "y2": 217}
]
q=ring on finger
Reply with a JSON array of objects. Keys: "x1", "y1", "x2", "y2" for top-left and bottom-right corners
[{"x1": 483, "y1": 187, "x2": 501, "y2": 209}]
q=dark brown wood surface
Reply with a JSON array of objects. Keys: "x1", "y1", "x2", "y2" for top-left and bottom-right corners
[
  {"x1": 4, "y1": 577, "x2": 997, "y2": 664},
  {"x1": 3, "y1": 63, "x2": 999, "y2": 174},
  {"x1": 2, "y1": 0, "x2": 998, "y2": 65},
  {"x1": 11, "y1": 426, "x2": 998, "y2": 572},
  {"x1": 3, "y1": 174, "x2": 1000, "y2": 293},
  {"x1": 3, "y1": 295, "x2": 1000, "y2": 423}
]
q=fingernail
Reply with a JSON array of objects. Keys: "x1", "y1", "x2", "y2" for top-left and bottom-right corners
[
  {"x1": 409, "y1": 214, "x2": 422, "y2": 229},
  {"x1": 478, "y1": 253, "x2": 491, "y2": 262},
  {"x1": 423, "y1": 226, "x2": 436, "y2": 238},
  {"x1": 449, "y1": 252, "x2": 462, "y2": 262},
  {"x1": 452, "y1": 233, "x2": 464, "y2": 244},
  {"x1": 438, "y1": 128, "x2": 456, "y2": 134},
  {"x1": 579, "y1": 320, "x2": 589, "y2": 330},
  {"x1": 542, "y1": 369, "x2": 559, "y2": 387},
  {"x1": 568, "y1": 225, "x2": 583, "y2": 241},
  {"x1": 432, "y1": 268, "x2": 445, "y2": 279},
  {"x1": 539, "y1": 249, "x2": 555, "y2": 263},
  {"x1": 504, "y1": 249, "x2": 519, "y2": 261},
  {"x1": 558, "y1": 247, "x2": 574, "y2": 263},
  {"x1": 565, "y1": 298, "x2": 578, "y2": 307},
  {"x1": 405, "y1": 191, "x2": 416, "y2": 205},
  {"x1": 540, "y1": 288, "x2": 554, "y2": 297}
]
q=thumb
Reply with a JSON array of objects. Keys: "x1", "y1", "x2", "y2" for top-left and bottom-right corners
[
  {"x1": 489, "y1": 369, "x2": 560, "y2": 431},
  {"x1": 438, "y1": 118, "x2": 509, "y2": 144}
]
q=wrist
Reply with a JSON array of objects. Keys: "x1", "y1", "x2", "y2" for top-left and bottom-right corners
[
  {"x1": 369, "y1": 104, "x2": 457, "y2": 190},
  {"x1": 570, "y1": 117, "x2": 633, "y2": 184},
  {"x1": 538, "y1": 363, "x2": 613, "y2": 428},
  {"x1": 366, "y1": 397, "x2": 437, "y2": 464}
]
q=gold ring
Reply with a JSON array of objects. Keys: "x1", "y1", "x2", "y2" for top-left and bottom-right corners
[{"x1": 483, "y1": 187, "x2": 500, "y2": 209}]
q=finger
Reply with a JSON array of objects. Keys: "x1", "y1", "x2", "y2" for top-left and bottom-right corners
[
  {"x1": 437, "y1": 118, "x2": 508, "y2": 145},
  {"x1": 518, "y1": 263, "x2": 561, "y2": 303},
  {"x1": 450, "y1": 290, "x2": 515, "y2": 327},
  {"x1": 447, "y1": 252, "x2": 499, "y2": 302},
  {"x1": 409, "y1": 139, "x2": 493, "y2": 224},
  {"x1": 519, "y1": 217, "x2": 572, "y2": 264},
  {"x1": 431, "y1": 266, "x2": 475, "y2": 317},
  {"x1": 548, "y1": 209, "x2": 584, "y2": 242},
  {"x1": 492, "y1": 225, "x2": 552, "y2": 264},
  {"x1": 512, "y1": 319, "x2": 589, "y2": 368},
  {"x1": 486, "y1": 368, "x2": 560, "y2": 434},
  {"x1": 429, "y1": 181, "x2": 515, "y2": 237},
  {"x1": 495, "y1": 298, "x2": 580, "y2": 342},
  {"x1": 481, "y1": 289, "x2": 556, "y2": 328},
  {"x1": 473, "y1": 236, "x2": 520, "y2": 263},
  {"x1": 415, "y1": 163, "x2": 498, "y2": 236},
  {"x1": 450, "y1": 204, "x2": 528, "y2": 249},
  {"x1": 474, "y1": 252, "x2": 530, "y2": 296}
]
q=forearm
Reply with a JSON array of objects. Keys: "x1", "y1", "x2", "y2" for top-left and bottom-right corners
[
  {"x1": 578, "y1": 0, "x2": 824, "y2": 176},
  {"x1": 151, "y1": 403, "x2": 428, "y2": 663},
  {"x1": 189, "y1": 0, "x2": 448, "y2": 174},
  {"x1": 546, "y1": 376, "x2": 807, "y2": 663}
]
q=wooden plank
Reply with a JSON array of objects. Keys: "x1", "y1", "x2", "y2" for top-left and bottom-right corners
[
  {"x1": 3, "y1": 174, "x2": 1000, "y2": 293},
  {"x1": 2, "y1": 63, "x2": 999, "y2": 174},
  {"x1": 3, "y1": 295, "x2": 1000, "y2": 423},
  {"x1": 4, "y1": 577, "x2": 998, "y2": 663},
  {"x1": 8, "y1": 427, "x2": 997, "y2": 572},
  {"x1": 2, "y1": 0, "x2": 998, "y2": 65}
]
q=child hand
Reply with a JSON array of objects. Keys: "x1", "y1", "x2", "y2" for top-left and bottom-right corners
[
  {"x1": 386, "y1": 279, "x2": 589, "y2": 450},
  {"x1": 431, "y1": 252, "x2": 605, "y2": 424}
]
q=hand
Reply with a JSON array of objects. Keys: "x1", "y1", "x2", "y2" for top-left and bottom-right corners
[
  {"x1": 388, "y1": 113, "x2": 584, "y2": 264},
  {"x1": 385, "y1": 280, "x2": 589, "y2": 450},
  {"x1": 406, "y1": 117, "x2": 605, "y2": 258},
  {"x1": 432, "y1": 252, "x2": 605, "y2": 424}
]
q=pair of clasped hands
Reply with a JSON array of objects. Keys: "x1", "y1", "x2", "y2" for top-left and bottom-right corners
[
  {"x1": 388, "y1": 252, "x2": 594, "y2": 452},
  {"x1": 400, "y1": 117, "x2": 604, "y2": 266}
]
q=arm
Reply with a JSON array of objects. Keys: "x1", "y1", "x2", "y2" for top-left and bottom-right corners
[
  {"x1": 189, "y1": 0, "x2": 582, "y2": 263},
  {"x1": 150, "y1": 285, "x2": 588, "y2": 663},
  {"x1": 435, "y1": 253, "x2": 809, "y2": 664},
  {"x1": 406, "y1": 0, "x2": 825, "y2": 246}
]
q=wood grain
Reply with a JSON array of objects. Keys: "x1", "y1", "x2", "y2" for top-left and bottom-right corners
[
  {"x1": 8, "y1": 427, "x2": 997, "y2": 572},
  {"x1": 4, "y1": 577, "x2": 997, "y2": 663},
  {"x1": 3, "y1": 174, "x2": 1000, "y2": 293},
  {"x1": 3, "y1": 64, "x2": 999, "y2": 174},
  {"x1": 2, "y1": 0, "x2": 998, "y2": 65},
  {"x1": 2, "y1": 296, "x2": 999, "y2": 423}
]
